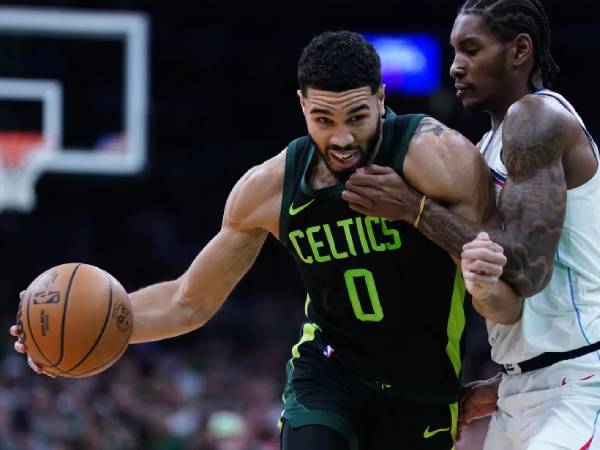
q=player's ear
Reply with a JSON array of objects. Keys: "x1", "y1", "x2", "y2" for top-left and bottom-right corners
[
  {"x1": 512, "y1": 33, "x2": 533, "y2": 68},
  {"x1": 377, "y1": 84, "x2": 385, "y2": 117}
]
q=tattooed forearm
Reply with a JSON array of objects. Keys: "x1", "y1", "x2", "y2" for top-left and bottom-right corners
[
  {"x1": 416, "y1": 97, "x2": 568, "y2": 298},
  {"x1": 496, "y1": 162, "x2": 566, "y2": 295},
  {"x1": 419, "y1": 172, "x2": 566, "y2": 297},
  {"x1": 417, "y1": 200, "x2": 477, "y2": 257}
]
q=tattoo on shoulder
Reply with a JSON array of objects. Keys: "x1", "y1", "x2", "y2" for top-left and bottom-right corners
[
  {"x1": 412, "y1": 117, "x2": 461, "y2": 140},
  {"x1": 503, "y1": 103, "x2": 567, "y2": 181}
]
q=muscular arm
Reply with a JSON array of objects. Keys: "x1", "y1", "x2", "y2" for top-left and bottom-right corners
[
  {"x1": 416, "y1": 97, "x2": 568, "y2": 297},
  {"x1": 343, "y1": 118, "x2": 495, "y2": 225},
  {"x1": 343, "y1": 117, "x2": 523, "y2": 323},
  {"x1": 402, "y1": 117, "x2": 495, "y2": 225},
  {"x1": 130, "y1": 152, "x2": 284, "y2": 343},
  {"x1": 406, "y1": 119, "x2": 522, "y2": 324}
]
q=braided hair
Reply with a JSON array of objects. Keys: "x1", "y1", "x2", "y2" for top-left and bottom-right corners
[{"x1": 459, "y1": 0, "x2": 560, "y2": 87}]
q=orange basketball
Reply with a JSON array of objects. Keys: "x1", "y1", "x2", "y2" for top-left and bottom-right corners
[{"x1": 16, "y1": 263, "x2": 133, "y2": 378}]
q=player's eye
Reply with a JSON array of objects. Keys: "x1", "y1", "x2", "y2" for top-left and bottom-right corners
[
  {"x1": 349, "y1": 115, "x2": 366, "y2": 123},
  {"x1": 317, "y1": 117, "x2": 333, "y2": 125}
]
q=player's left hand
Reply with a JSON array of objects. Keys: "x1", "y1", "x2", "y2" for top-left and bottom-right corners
[
  {"x1": 461, "y1": 232, "x2": 506, "y2": 300},
  {"x1": 456, "y1": 376, "x2": 500, "y2": 441},
  {"x1": 342, "y1": 164, "x2": 421, "y2": 221}
]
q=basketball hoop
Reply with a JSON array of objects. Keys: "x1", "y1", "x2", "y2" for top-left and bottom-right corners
[{"x1": 0, "y1": 131, "x2": 56, "y2": 213}]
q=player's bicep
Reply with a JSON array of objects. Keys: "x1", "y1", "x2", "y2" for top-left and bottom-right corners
[
  {"x1": 176, "y1": 154, "x2": 282, "y2": 321},
  {"x1": 223, "y1": 151, "x2": 284, "y2": 236},
  {"x1": 406, "y1": 122, "x2": 496, "y2": 224},
  {"x1": 446, "y1": 142, "x2": 496, "y2": 225},
  {"x1": 495, "y1": 98, "x2": 568, "y2": 294},
  {"x1": 500, "y1": 99, "x2": 568, "y2": 252}
]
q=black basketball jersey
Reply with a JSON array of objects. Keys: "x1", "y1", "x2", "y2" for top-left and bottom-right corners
[{"x1": 279, "y1": 110, "x2": 468, "y2": 404}]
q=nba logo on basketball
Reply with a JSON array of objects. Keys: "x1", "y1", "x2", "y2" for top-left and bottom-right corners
[
  {"x1": 114, "y1": 304, "x2": 132, "y2": 333},
  {"x1": 32, "y1": 291, "x2": 61, "y2": 305}
]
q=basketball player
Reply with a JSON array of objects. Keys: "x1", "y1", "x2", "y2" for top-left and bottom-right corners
[
  {"x1": 343, "y1": 1, "x2": 600, "y2": 448},
  {"x1": 11, "y1": 31, "x2": 507, "y2": 449}
]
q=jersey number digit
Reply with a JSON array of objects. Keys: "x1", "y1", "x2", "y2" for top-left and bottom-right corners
[{"x1": 343, "y1": 268, "x2": 383, "y2": 322}]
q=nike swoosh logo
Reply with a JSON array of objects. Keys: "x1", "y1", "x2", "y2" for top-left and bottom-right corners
[
  {"x1": 289, "y1": 198, "x2": 315, "y2": 216},
  {"x1": 423, "y1": 426, "x2": 450, "y2": 439}
]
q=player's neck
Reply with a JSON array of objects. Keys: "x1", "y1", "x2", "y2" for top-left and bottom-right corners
[
  {"x1": 489, "y1": 85, "x2": 534, "y2": 130},
  {"x1": 312, "y1": 159, "x2": 346, "y2": 188}
]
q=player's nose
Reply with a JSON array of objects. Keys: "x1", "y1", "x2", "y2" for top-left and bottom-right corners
[
  {"x1": 450, "y1": 53, "x2": 467, "y2": 79},
  {"x1": 329, "y1": 129, "x2": 355, "y2": 149}
]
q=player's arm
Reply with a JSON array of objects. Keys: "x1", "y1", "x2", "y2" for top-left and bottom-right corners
[
  {"x1": 343, "y1": 118, "x2": 523, "y2": 324},
  {"x1": 343, "y1": 118, "x2": 495, "y2": 226},
  {"x1": 404, "y1": 119, "x2": 523, "y2": 324},
  {"x1": 128, "y1": 151, "x2": 285, "y2": 343},
  {"x1": 10, "y1": 152, "x2": 284, "y2": 373},
  {"x1": 409, "y1": 98, "x2": 569, "y2": 298}
]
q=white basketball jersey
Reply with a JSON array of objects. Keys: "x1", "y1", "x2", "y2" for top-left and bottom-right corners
[{"x1": 481, "y1": 89, "x2": 600, "y2": 364}]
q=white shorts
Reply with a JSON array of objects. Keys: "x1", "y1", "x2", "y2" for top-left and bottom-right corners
[{"x1": 483, "y1": 352, "x2": 600, "y2": 450}]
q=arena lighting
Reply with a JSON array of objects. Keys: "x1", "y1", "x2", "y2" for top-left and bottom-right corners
[{"x1": 365, "y1": 33, "x2": 441, "y2": 95}]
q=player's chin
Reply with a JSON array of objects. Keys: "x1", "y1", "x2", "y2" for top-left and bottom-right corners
[
  {"x1": 325, "y1": 167, "x2": 352, "y2": 182},
  {"x1": 327, "y1": 155, "x2": 364, "y2": 176},
  {"x1": 460, "y1": 96, "x2": 486, "y2": 112}
]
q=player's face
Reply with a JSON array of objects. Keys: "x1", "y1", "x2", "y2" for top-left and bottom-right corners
[
  {"x1": 449, "y1": 13, "x2": 513, "y2": 112},
  {"x1": 299, "y1": 86, "x2": 384, "y2": 179}
]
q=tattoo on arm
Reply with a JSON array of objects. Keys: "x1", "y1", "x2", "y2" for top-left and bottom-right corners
[
  {"x1": 413, "y1": 117, "x2": 462, "y2": 139},
  {"x1": 494, "y1": 108, "x2": 567, "y2": 295},
  {"x1": 416, "y1": 200, "x2": 477, "y2": 259},
  {"x1": 416, "y1": 100, "x2": 568, "y2": 297}
]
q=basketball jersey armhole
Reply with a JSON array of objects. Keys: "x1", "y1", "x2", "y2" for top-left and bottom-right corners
[
  {"x1": 279, "y1": 137, "x2": 311, "y2": 244},
  {"x1": 392, "y1": 114, "x2": 427, "y2": 177},
  {"x1": 535, "y1": 91, "x2": 599, "y2": 163}
]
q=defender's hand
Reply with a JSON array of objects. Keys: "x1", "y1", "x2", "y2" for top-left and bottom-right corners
[
  {"x1": 457, "y1": 376, "x2": 500, "y2": 441},
  {"x1": 461, "y1": 232, "x2": 506, "y2": 300},
  {"x1": 342, "y1": 164, "x2": 421, "y2": 221},
  {"x1": 10, "y1": 291, "x2": 55, "y2": 378}
]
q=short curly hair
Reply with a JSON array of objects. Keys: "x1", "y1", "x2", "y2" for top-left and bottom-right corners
[{"x1": 297, "y1": 30, "x2": 382, "y2": 96}]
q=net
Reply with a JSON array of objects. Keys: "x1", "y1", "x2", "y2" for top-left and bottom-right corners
[{"x1": 0, "y1": 131, "x2": 55, "y2": 212}]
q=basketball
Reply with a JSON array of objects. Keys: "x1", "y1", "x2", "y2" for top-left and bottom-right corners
[{"x1": 16, "y1": 263, "x2": 133, "y2": 378}]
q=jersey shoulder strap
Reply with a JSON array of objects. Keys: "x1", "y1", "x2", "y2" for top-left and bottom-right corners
[
  {"x1": 280, "y1": 136, "x2": 312, "y2": 241},
  {"x1": 390, "y1": 114, "x2": 426, "y2": 177}
]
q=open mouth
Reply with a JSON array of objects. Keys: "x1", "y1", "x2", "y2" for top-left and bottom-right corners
[{"x1": 329, "y1": 150, "x2": 361, "y2": 169}]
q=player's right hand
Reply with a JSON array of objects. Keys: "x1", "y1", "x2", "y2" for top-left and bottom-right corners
[
  {"x1": 10, "y1": 291, "x2": 55, "y2": 378},
  {"x1": 343, "y1": 164, "x2": 422, "y2": 221}
]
